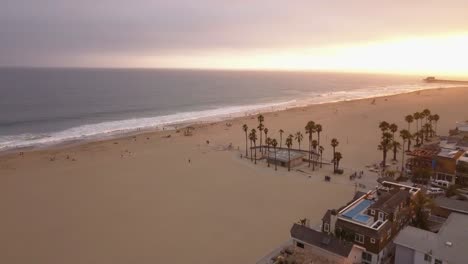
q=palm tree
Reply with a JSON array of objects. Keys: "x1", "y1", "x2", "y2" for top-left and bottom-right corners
[
  {"x1": 414, "y1": 131, "x2": 421, "y2": 146},
  {"x1": 311, "y1": 140, "x2": 318, "y2": 151},
  {"x1": 249, "y1": 129, "x2": 258, "y2": 164},
  {"x1": 432, "y1": 114, "x2": 440, "y2": 136},
  {"x1": 319, "y1": 145, "x2": 324, "y2": 168},
  {"x1": 331, "y1": 138, "x2": 339, "y2": 162},
  {"x1": 334, "y1": 152, "x2": 343, "y2": 171},
  {"x1": 257, "y1": 114, "x2": 264, "y2": 124},
  {"x1": 265, "y1": 137, "x2": 271, "y2": 167},
  {"x1": 316, "y1": 124, "x2": 322, "y2": 148},
  {"x1": 378, "y1": 132, "x2": 393, "y2": 169},
  {"x1": 279, "y1": 129, "x2": 284, "y2": 148},
  {"x1": 257, "y1": 123, "x2": 264, "y2": 153},
  {"x1": 400, "y1": 129, "x2": 410, "y2": 172},
  {"x1": 411, "y1": 191, "x2": 434, "y2": 230},
  {"x1": 271, "y1": 139, "x2": 278, "y2": 171},
  {"x1": 405, "y1": 114, "x2": 414, "y2": 132},
  {"x1": 263, "y1": 128, "x2": 269, "y2": 153},
  {"x1": 286, "y1": 134, "x2": 294, "y2": 172},
  {"x1": 400, "y1": 129, "x2": 411, "y2": 151},
  {"x1": 295, "y1": 131, "x2": 303, "y2": 150},
  {"x1": 311, "y1": 140, "x2": 318, "y2": 170},
  {"x1": 422, "y1": 109, "x2": 431, "y2": 125},
  {"x1": 379, "y1": 121, "x2": 390, "y2": 133},
  {"x1": 305, "y1": 121, "x2": 316, "y2": 167},
  {"x1": 392, "y1": 140, "x2": 401, "y2": 161},
  {"x1": 390, "y1": 123, "x2": 398, "y2": 139},
  {"x1": 423, "y1": 123, "x2": 432, "y2": 142},
  {"x1": 413, "y1": 112, "x2": 421, "y2": 143},
  {"x1": 242, "y1": 124, "x2": 249, "y2": 157}
]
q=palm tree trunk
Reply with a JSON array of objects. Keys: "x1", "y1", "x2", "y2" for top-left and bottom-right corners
[
  {"x1": 280, "y1": 134, "x2": 283, "y2": 148},
  {"x1": 274, "y1": 147, "x2": 277, "y2": 171},
  {"x1": 401, "y1": 139, "x2": 405, "y2": 174},
  {"x1": 312, "y1": 154, "x2": 315, "y2": 171},
  {"x1": 250, "y1": 140, "x2": 253, "y2": 162},
  {"x1": 288, "y1": 148, "x2": 291, "y2": 171},
  {"x1": 320, "y1": 152, "x2": 323, "y2": 168},
  {"x1": 267, "y1": 145, "x2": 270, "y2": 167},
  {"x1": 259, "y1": 134, "x2": 262, "y2": 153},
  {"x1": 308, "y1": 136, "x2": 311, "y2": 168},
  {"x1": 245, "y1": 133, "x2": 248, "y2": 157},
  {"x1": 383, "y1": 148, "x2": 387, "y2": 168},
  {"x1": 254, "y1": 143, "x2": 257, "y2": 164},
  {"x1": 318, "y1": 133, "x2": 321, "y2": 150}
]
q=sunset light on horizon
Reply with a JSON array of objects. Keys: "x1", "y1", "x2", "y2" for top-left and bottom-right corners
[
  {"x1": 2, "y1": 1, "x2": 468, "y2": 77},
  {"x1": 91, "y1": 33, "x2": 468, "y2": 77}
]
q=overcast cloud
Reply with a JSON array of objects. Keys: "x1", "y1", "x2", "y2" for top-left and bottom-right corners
[{"x1": 1, "y1": 0, "x2": 468, "y2": 66}]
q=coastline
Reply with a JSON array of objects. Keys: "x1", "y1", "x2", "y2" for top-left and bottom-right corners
[{"x1": 1, "y1": 85, "x2": 466, "y2": 156}]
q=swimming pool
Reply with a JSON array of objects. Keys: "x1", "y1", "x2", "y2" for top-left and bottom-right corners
[{"x1": 342, "y1": 199, "x2": 373, "y2": 219}]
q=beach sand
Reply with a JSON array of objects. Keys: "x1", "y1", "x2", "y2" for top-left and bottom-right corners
[{"x1": 1, "y1": 87, "x2": 467, "y2": 264}]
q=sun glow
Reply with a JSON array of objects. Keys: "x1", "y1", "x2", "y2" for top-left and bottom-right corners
[{"x1": 88, "y1": 33, "x2": 468, "y2": 77}]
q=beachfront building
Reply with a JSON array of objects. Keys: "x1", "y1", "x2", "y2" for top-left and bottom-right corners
[
  {"x1": 433, "y1": 149, "x2": 464, "y2": 184},
  {"x1": 455, "y1": 151, "x2": 468, "y2": 185},
  {"x1": 266, "y1": 149, "x2": 311, "y2": 168},
  {"x1": 406, "y1": 144, "x2": 440, "y2": 172},
  {"x1": 394, "y1": 213, "x2": 468, "y2": 264},
  {"x1": 320, "y1": 182, "x2": 420, "y2": 264},
  {"x1": 290, "y1": 223, "x2": 363, "y2": 264}
]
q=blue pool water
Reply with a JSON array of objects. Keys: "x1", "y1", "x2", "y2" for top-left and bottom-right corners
[
  {"x1": 354, "y1": 214, "x2": 372, "y2": 223},
  {"x1": 343, "y1": 199, "x2": 374, "y2": 219}
]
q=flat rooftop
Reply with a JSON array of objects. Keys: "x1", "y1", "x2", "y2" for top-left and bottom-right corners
[
  {"x1": 338, "y1": 182, "x2": 419, "y2": 229},
  {"x1": 437, "y1": 148, "x2": 463, "y2": 159},
  {"x1": 267, "y1": 149, "x2": 305, "y2": 162},
  {"x1": 394, "y1": 213, "x2": 468, "y2": 264}
]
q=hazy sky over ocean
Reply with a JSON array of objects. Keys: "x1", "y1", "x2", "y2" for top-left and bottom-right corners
[{"x1": 2, "y1": 1, "x2": 468, "y2": 74}]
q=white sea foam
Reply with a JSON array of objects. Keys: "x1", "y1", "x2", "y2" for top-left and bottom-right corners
[{"x1": 0, "y1": 83, "x2": 464, "y2": 151}]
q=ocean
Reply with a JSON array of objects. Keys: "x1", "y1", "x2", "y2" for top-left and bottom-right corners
[{"x1": 0, "y1": 68, "x2": 459, "y2": 151}]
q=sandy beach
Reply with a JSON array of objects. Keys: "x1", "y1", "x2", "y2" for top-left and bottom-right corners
[{"x1": 1, "y1": 87, "x2": 467, "y2": 264}]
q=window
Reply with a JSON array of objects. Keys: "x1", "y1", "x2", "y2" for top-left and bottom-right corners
[
  {"x1": 296, "y1": 242, "x2": 304, "y2": 249},
  {"x1": 324, "y1": 223, "x2": 330, "y2": 232},
  {"x1": 370, "y1": 209, "x2": 375, "y2": 215},
  {"x1": 378, "y1": 211, "x2": 385, "y2": 220},
  {"x1": 354, "y1": 233, "x2": 364, "y2": 244},
  {"x1": 424, "y1": 254, "x2": 432, "y2": 262},
  {"x1": 362, "y1": 252, "x2": 372, "y2": 264},
  {"x1": 435, "y1": 259, "x2": 442, "y2": 264},
  {"x1": 370, "y1": 238, "x2": 376, "y2": 244}
]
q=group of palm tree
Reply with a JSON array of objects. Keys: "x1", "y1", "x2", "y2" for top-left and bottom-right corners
[
  {"x1": 404, "y1": 109, "x2": 440, "y2": 148},
  {"x1": 242, "y1": 115, "x2": 342, "y2": 173},
  {"x1": 378, "y1": 121, "x2": 401, "y2": 169},
  {"x1": 378, "y1": 109, "x2": 440, "y2": 172}
]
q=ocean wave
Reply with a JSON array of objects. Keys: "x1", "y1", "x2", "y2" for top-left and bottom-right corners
[{"x1": 0, "y1": 82, "x2": 465, "y2": 151}]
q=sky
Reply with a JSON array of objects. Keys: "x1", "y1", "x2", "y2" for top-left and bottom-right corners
[{"x1": 2, "y1": 0, "x2": 468, "y2": 76}]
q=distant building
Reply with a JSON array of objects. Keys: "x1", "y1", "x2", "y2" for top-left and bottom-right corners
[
  {"x1": 319, "y1": 182, "x2": 420, "y2": 264},
  {"x1": 394, "y1": 213, "x2": 468, "y2": 264}
]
